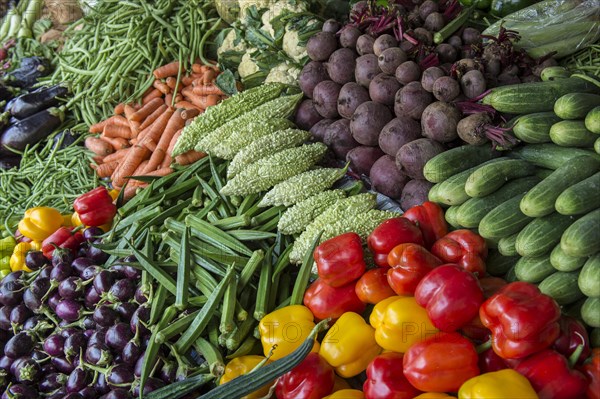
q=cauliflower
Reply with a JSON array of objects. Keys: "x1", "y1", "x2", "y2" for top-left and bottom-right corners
[
  {"x1": 238, "y1": 51, "x2": 260, "y2": 78},
  {"x1": 265, "y1": 63, "x2": 301, "y2": 86},
  {"x1": 239, "y1": 0, "x2": 271, "y2": 19},
  {"x1": 260, "y1": 0, "x2": 308, "y2": 38},
  {"x1": 282, "y1": 28, "x2": 307, "y2": 63},
  {"x1": 218, "y1": 29, "x2": 247, "y2": 57}
]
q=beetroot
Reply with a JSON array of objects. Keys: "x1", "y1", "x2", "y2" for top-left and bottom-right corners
[
  {"x1": 400, "y1": 179, "x2": 435, "y2": 210},
  {"x1": 394, "y1": 82, "x2": 433, "y2": 120},
  {"x1": 369, "y1": 73, "x2": 401, "y2": 106},
  {"x1": 421, "y1": 101, "x2": 461, "y2": 143},
  {"x1": 395, "y1": 61, "x2": 421, "y2": 85},
  {"x1": 339, "y1": 26, "x2": 361, "y2": 49},
  {"x1": 337, "y1": 82, "x2": 370, "y2": 119},
  {"x1": 421, "y1": 67, "x2": 445, "y2": 92},
  {"x1": 370, "y1": 155, "x2": 409, "y2": 199},
  {"x1": 379, "y1": 116, "x2": 422, "y2": 156},
  {"x1": 373, "y1": 34, "x2": 398, "y2": 56},
  {"x1": 295, "y1": 99, "x2": 323, "y2": 130},
  {"x1": 460, "y1": 70, "x2": 487, "y2": 99},
  {"x1": 396, "y1": 138, "x2": 446, "y2": 179},
  {"x1": 327, "y1": 48, "x2": 357, "y2": 84},
  {"x1": 355, "y1": 54, "x2": 381, "y2": 87},
  {"x1": 313, "y1": 80, "x2": 342, "y2": 119},
  {"x1": 378, "y1": 48, "x2": 407, "y2": 75},
  {"x1": 432, "y1": 76, "x2": 460, "y2": 102},
  {"x1": 307, "y1": 32, "x2": 338, "y2": 62},
  {"x1": 346, "y1": 146, "x2": 385, "y2": 175},
  {"x1": 324, "y1": 119, "x2": 359, "y2": 158},
  {"x1": 356, "y1": 34, "x2": 375, "y2": 55},
  {"x1": 350, "y1": 101, "x2": 393, "y2": 146},
  {"x1": 299, "y1": 61, "x2": 330, "y2": 99},
  {"x1": 310, "y1": 119, "x2": 335, "y2": 142}
]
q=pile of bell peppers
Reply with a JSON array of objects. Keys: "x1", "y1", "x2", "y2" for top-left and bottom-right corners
[
  {"x1": 217, "y1": 201, "x2": 598, "y2": 399},
  {"x1": 4, "y1": 186, "x2": 117, "y2": 274}
]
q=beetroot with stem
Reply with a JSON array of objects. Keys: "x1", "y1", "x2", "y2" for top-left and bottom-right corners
[{"x1": 457, "y1": 112, "x2": 519, "y2": 148}]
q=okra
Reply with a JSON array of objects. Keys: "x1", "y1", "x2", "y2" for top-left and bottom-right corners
[
  {"x1": 192, "y1": 265, "x2": 219, "y2": 296},
  {"x1": 155, "y1": 309, "x2": 201, "y2": 344},
  {"x1": 226, "y1": 314, "x2": 258, "y2": 351},
  {"x1": 254, "y1": 250, "x2": 273, "y2": 321},
  {"x1": 239, "y1": 250, "x2": 265, "y2": 291},
  {"x1": 145, "y1": 373, "x2": 214, "y2": 399},
  {"x1": 236, "y1": 194, "x2": 260, "y2": 216},
  {"x1": 228, "y1": 230, "x2": 278, "y2": 241},
  {"x1": 290, "y1": 231, "x2": 323, "y2": 305},
  {"x1": 271, "y1": 246, "x2": 292, "y2": 283},
  {"x1": 175, "y1": 226, "x2": 191, "y2": 310},
  {"x1": 186, "y1": 214, "x2": 253, "y2": 256},
  {"x1": 226, "y1": 336, "x2": 261, "y2": 359},
  {"x1": 251, "y1": 206, "x2": 286, "y2": 227},
  {"x1": 195, "y1": 337, "x2": 226, "y2": 378},
  {"x1": 130, "y1": 245, "x2": 178, "y2": 295},
  {"x1": 211, "y1": 214, "x2": 251, "y2": 230},
  {"x1": 220, "y1": 276, "x2": 238, "y2": 334},
  {"x1": 149, "y1": 284, "x2": 168, "y2": 325}
]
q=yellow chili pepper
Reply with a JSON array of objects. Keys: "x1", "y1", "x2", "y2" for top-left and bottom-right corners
[
  {"x1": 458, "y1": 369, "x2": 539, "y2": 399},
  {"x1": 18, "y1": 207, "x2": 63, "y2": 241},
  {"x1": 324, "y1": 389, "x2": 365, "y2": 399},
  {"x1": 414, "y1": 393, "x2": 457, "y2": 398},
  {"x1": 9, "y1": 241, "x2": 41, "y2": 272},
  {"x1": 258, "y1": 305, "x2": 320, "y2": 361},
  {"x1": 369, "y1": 296, "x2": 439, "y2": 353},
  {"x1": 320, "y1": 312, "x2": 382, "y2": 378},
  {"x1": 219, "y1": 355, "x2": 273, "y2": 399}
]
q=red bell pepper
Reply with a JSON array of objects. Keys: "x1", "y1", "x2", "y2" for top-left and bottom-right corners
[
  {"x1": 367, "y1": 218, "x2": 424, "y2": 267},
  {"x1": 461, "y1": 314, "x2": 491, "y2": 343},
  {"x1": 579, "y1": 348, "x2": 600, "y2": 399},
  {"x1": 478, "y1": 348, "x2": 509, "y2": 373},
  {"x1": 479, "y1": 281, "x2": 561, "y2": 359},
  {"x1": 403, "y1": 332, "x2": 479, "y2": 393},
  {"x1": 314, "y1": 232, "x2": 366, "y2": 288},
  {"x1": 514, "y1": 349, "x2": 588, "y2": 399},
  {"x1": 479, "y1": 276, "x2": 507, "y2": 298},
  {"x1": 73, "y1": 186, "x2": 117, "y2": 227},
  {"x1": 415, "y1": 264, "x2": 484, "y2": 332},
  {"x1": 41, "y1": 227, "x2": 85, "y2": 260},
  {"x1": 303, "y1": 278, "x2": 365, "y2": 321},
  {"x1": 402, "y1": 201, "x2": 448, "y2": 249},
  {"x1": 355, "y1": 268, "x2": 396, "y2": 305},
  {"x1": 553, "y1": 315, "x2": 591, "y2": 363},
  {"x1": 363, "y1": 352, "x2": 422, "y2": 399},
  {"x1": 275, "y1": 352, "x2": 335, "y2": 399},
  {"x1": 386, "y1": 243, "x2": 442, "y2": 296},
  {"x1": 431, "y1": 229, "x2": 487, "y2": 277}
]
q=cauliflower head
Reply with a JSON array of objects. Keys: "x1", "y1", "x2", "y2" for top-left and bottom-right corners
[
  {"x1": 218, "y1": 29, "x2": 247, "y2": 57},
  {"x1": 238, "y1": 51, "x2": 260, "y2": 78},
  {"x1": 239, "y1": 0, "x2": 271, "y2": 19},
  {"x1": 260, "y1": 0, "x2": 309, "y2": 38},
  {"x1": 265, "y1": 63, "x2": 301, "y2": 85},
  {"x1": 283, "y1": 28, "x2": 307, "y2": 62}
]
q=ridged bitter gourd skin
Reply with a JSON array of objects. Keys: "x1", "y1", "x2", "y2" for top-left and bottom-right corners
[{"x1": 277, "y1": 190, "x2": 346, "y2": 235}]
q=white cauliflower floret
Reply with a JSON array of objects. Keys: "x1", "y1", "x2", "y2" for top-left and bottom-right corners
[
  {"x1": 218, "y1": 29, "x2": 246, "y2": 57},
  {"x1": 283, "y1": 28, "x2": 307, "y2": 62},
  {"x1": 238, "y1": 51, "x2": 260, "y2": 78},
  {"x1": 265, "y1": 63, "x2": 301, "y2": 85},
  {"x1": 260, "y1": 0, "x2": 308, "y2": 37},
  {"x1": 239, "y1": 0, "x2": 271, "y2": 19}
]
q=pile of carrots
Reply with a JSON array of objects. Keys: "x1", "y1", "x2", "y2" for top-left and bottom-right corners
[{"x1": 85, "y1": 60, "x2": 227, "y2": 198}]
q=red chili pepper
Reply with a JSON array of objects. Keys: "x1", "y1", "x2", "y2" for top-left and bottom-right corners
[
  {"x1": 578, "y1": 348, "x2": 600, "y2": 399},
  {"x1": 514, "y1": 349, "x2": 588, "y2": 399},
  {"x1": 303, "y1": 278, "x2": 365, "y2": 321},
  {"x1": 367, "y1": 218, "x2": 424, "y2": 267},
  {"x1": 415, "y1": 264, "x2": 485, "y2": 332},
  {"x1": 314, "y1": 232, "x2": 366, "y2": 288},
  {"x1": 402, "y1": 201, "x2": 448, "y2": 249},
  {"x1": 479, "y1": 281, "x2": 561, "y2": 359},
  {"x1": 403, "y1": 332, "x2": 480, "y2": 393},
  {"x1": 386, "y1": 243, "x2": 443, "y2": 296},
  {"x1": 73, "y1": 186, "x2": 117, "y2": 227},
  {"x1": 363, "y1": 352, "x2": 422, "y2": 399},
  {"x1": 275, "y1": 352, "x2": 335, "y2": 399},
  {"x1": 431, "y1": 229, "x2": 488, "y2": 277},
  {"x1": 553, "y1": 315, "x2": 591, "y2": 363},
  {"x1": 41, "y1": 227, "x2": 85, "y2": 259},
  {"x1": 478, "y1": 348, "x2": 509, "y2": 373},
  {"x1": 355, "y1": 268, "x2": 396, "y2": 305}
]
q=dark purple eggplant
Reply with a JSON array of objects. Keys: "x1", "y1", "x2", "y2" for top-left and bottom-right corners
[
  {"x1": 60, "y1": 327, "x2": 79, "y2": 339},
  {"x1": 105, "y1": 323, "x2": 133, "y2": 351},
  {"x1": 66, "y1": 368, "x2": 90, "y2": 393},
  {"x1": 94, "y1": 372, "x2": 110, "y2": 395},
  {"x1": 0, "y1": 106, "x2": 65, "y2": 156},
  {"x1": 93, "y1": 271, "x2": 117, "y2": 295},
  {"x1": 9, "y1": 304, "x2": 31, "y2": 328},
  {"x1": 48, "y1": 292, "x2": 62, "y2": 311},
  {"x1": 84, "y1": 345, "x2": 112, "y2": 367},
  {"x1": 134, "y1": 284, "x2": 150, "y2": 304},
  {"x1": 52, "y1": 249, "x2": 74, "y2": 268},
  {"x1": 82, "y1": 316, "x2": 96, "y2": 330},
  {"x1": 0, "y1": 306, "x2": 12, "y2": 330},
  {"x1": 31, "y1": 350, "x2": 47, "y2": 362},
  {"x1": 0, "y1": 272, "x2": 22, "y2": 287},
  {"x1": 121, "y1": 341, "x2": 141, "y2": 366},
  {"x1": 7, "y1": 85, "x2": 68, "y2": 119},
  {"x1": 115, "y1": 302, "x2": 136, "y2": 321},
  {"x1": 134, "y1": 352, "x2": 145, "y2": 378},
  {"x1": 0, "y1": 356, "x2": 12, "y2": 372},
  {"x1": 87, "y1": 327, "x2": 108, "y2": 347},
  {"x1": 63, "y1": 393, "x2": 84, "y2": 399},
  {"x1": 130, "y1": 305, "x2": 149, "y2": 335},
  {"x1": 22, "y1": 316, "x2": 43, "y2": 331},
  {"x1": 50, "y1": 261, "x2": 73, "y2": 282},
  {"x1": 1, "y1": 383, "x2": 37, "y2": 399},
  {"x1": 46, "y1": 388, "x2": 68, "y2": 399},
  {"x1": 30, "y1": 277, "x2": 51, "y2": 299},
  {"x1": 41, "y1": 363, "x2": 57, "y2": 375},
  {"x1": 24, "y1": 250, "x2": 47, "y2": 271},
  {"x1": 51, "y1": 356, "x2": 76, "y2": 374},
  {"x1": 72, "y1": 258, "x2": 94, "y2": 277},
  {"x1": 0, "y1": 156, "x2": 20, "y2": 170},
  {"x1": 0, "y1": 280, "x2": 24, "y2": 306},
  {"x1": 5, "y1": 57, "x2": 51, "y2": 89},
  {"x1": 84, "y1": 286, "x2": 101, "y2": 309},
  {"x1": 22, "y1": 288, "x2": 42, "y2": 313},
  {"x1": 83, "y1": 227, "x2": 104, "y2": 241},
  {"x1": 111, "y1": 264, "x2": 141, "y2": 280},
  {"x1": 4, "y1": 332, "x2": 33, "y2": 358},
  {"x1": 87, "y1": 240, "x2": 109, "y2": 265},
  {"x1": 13, "y1": 357, "x2": 40, "y2": 383},
  {"x1": 39, "y1": 372, "x2": 68, "y2": 393},
  {"x1": 56, "y1": 299, "x2": 85, "y2": 322},
  {"x1": 101, "y1": 389, "x2": 130, "y2": 399},
  {"x1": 78, "y1": 387, "x2": 97, "y2": 399},
  {"x1": 159, "y1": 360, "x2": 177, "y2": 383},
  {"x1": 0, "y1": 83, "x2": 12, "y2": 103},
  {"x1": 59, "y1": 277, "x2": 86, "y2": 300},
  {"x1": 107, "y1": 364, "x2": 134, "y2": 388},
  {"x1": 93, "y1": 305, "x2": 118, "y2": 327},
  {"x1": 82, "y1": 266, "x2": 103, "y2": 281},
  {"x1": 106, "y1": 279, "x2": 135, "y2": 303},
  {"x1": 37, "y1": 265, "x2": 52, "y2": 279},
  {"x1": 52, "y1": 129, "x2": 78, "y2": 150},
  {"x1": 133, "y1": 377, "x2": 165, "y2": 396},
  {"x1": 64, "y1": 331, "x2": 87, "y2": 359}
]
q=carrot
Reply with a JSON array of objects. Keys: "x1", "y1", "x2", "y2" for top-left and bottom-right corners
[
  {"x1": 103, "y1": 124, "x2": 133, "y2": 139},
  {"x1": 139, "y1": 104, "x2": 168, "y2": 131},
  {"x1": 130, "y1": 97, "x2": 163, "y2": 122},
  {"x1": 85, "y1": 137, "x2": 114, "y2": 156},
  {"x1": 160, "y1": 153, "x2": 172, "y2": 169},
  {"x1": 166, "y1": 77, "x2": 177, "y2": 90},
  {"x1": 192, "y1": 83, "x2": 224, "y2": 96},
  {"x1": 189, "y1": 94, "x2": 220, "y2": 109},
  {"x1": 175, "y1": 150, "x2": 206, "y2": 166},
  {"x1": 191, "y1": 63, "x2": 204, "y2": 74},
  {"x1": 143, "y1": 109, "x2": 185, "y2": 173},
  {"x1": 111, "y1": 144, "x2": 150, "y2": 187},
  {"x1": 202, "y1": 69, "x2": 217, "y2": 85},
  {"x1": 92, "y1": 156, "x2": 104, "y2": 164},
  {"x1": 103, "y1": 148, "x2": 130, "y2": 163},
  {"x1": 181, "y1": 108, "x2": 201, "y2": 120},
  {"x1": 124, "y1": 105, "x2": 136, "y2": 121},
  {"x1": 102, "y1": 136, "x2": 130, "y2": 151},
  {"x1": 181, "y1": 85, "x2": 194, "y2": 98},
  {"x1": 174, "y1": 100, "x2": 197, "y2": 110},
  {"x1": 132, "y1": 160, "x2": 149, "y2": 177},
  {"x1": 95, "y1": 162, "x2": 119, "y2": 178},
  {"x1": 142, "y1": 88, "x2": 163, "y2": 105},
  {"x1": 173, "y1": 94, "x2": 183, "y2": 103},
  {"x1": 89, "y1": 119, "x2": 110, "y2": 134},
  {"x1": 143, "y1": 139, "x2": 158, "y2": 152},
  {"x1": 167, "y1": 129, "x2": 183, "y2": 156},
  {"x1": 153, "y1": 80, "x2": 171, "y2": 95},
  {"x1": 129, "y1": 120, "x2": 141, "y2": 138},
  {"x1": 114, "y1": 103, "x2": 125, "y2": 115},
  {"x1": 143, "y1": 167, "x2": 173, "y2": 177},
  {"x1": 122, "y1": 185, "x2": 143, "y2": 201},
  {"x1": 153, "y1": 61, "x2": 183, "y2": 79},
  {"x1": 138, "y1": 108, "x2": 174, "y2": 144},
  {"x1": 181, "y1": 73, "x2": 204, "y2": 86},
  {"x1": 111, "y1": 115, "x2": 130, "y2": 127},
  {"x1": 164, "y1": 93, "x2": 173, "y2": 106}
]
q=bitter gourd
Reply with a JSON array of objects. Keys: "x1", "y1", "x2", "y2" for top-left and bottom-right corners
[{"x1": 278, "y1": 190, "x2": 346, "y2": 235}]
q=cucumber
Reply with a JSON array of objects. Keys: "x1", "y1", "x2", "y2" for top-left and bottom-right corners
[
  {"x1": 579, "y1": 254, "x2": 600, "y2": 298},
  {"x1": 549, "y1": 120, "x2": 598, "y2": 148},
  {"x1": 465, "y1": 159, "x2": 536, "y2": 198},
  {"x1": 428, "y1": 182, "x2": 443, "y2": 204},
  {"x1": 561, "y1": 208, "x2": 600, "y2": 257},
  {"x1": 509, "y1": 143, "x2": 600, "y2": 170},
  {"x1": 520, "y1": 155, "x2": 600, "y2": 217},
  {"x1": 596, "y1": 137, "x2": 600, "y2": 154},
  {"x1": 555, "y1": 172, "x2": 600, "y2": 216},
  {"x1": 486, "y1": 250, "x2": 518, "y2": 276},
  {"x1": 435, "y1": 158, "x2": 505, "y2": 205},
  {"x1": 512, "y1": 112, "x2": 561, "y2": 143},
  {"x1": 540, "y1": 67, "x2": 570, "y2": 82},
  {"x1": 534, "y1": 168, "x2": 554, "y2": 179},
  {"x1": 554, "y1": 93, "x2": 600, "y2": 120},
  {"x1": 444, "y1": 205, "x2": 462, "y2": 229},
  {"x1": 504, "y1": 265, "x2": 518, "y2": 282},
  {"x1": 482, "y1": 78, "x2": 600, "y2": 114},
  {"x1": 582, "y1": 297, "x2": 600, "y2": 328},
  {"x1": 423, "y1": 145, "x2": 500, "y2": 183},
  {"x1": 498, "y1": 233, "x2": 519, "y2": 257},
  {"x1": 586, "y1": 106, "x2": 600, "y2": 134},
  {"x1": 539, "y1": 271, "x2": 585, "y2": 305},
  {"x1": 456, "y1": 176, "x2": 540, "y2": 228},
  {"x1": 516, "y1": 212, "x2": 577, "y2": 257},
  {"x1": 515, "y1": 255, "x2": 555, "y2": 283},
  {"x1": 479, "y1": 193, "x2": 533, "y2": 240},
  {"x1": 550, "y1": 244, "x2": 587, "y2": 272}
]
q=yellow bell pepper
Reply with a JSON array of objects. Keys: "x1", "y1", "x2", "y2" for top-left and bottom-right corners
[
  {"x1": 324, "y1": 389, "x2": 365, "y2": 399},
  {"x1": 320, "y1": 312, "x2": 382, "y2": 378},
  {"x1": 369, "y1": 296, "x2": 439, "y2": 353},
  {"x1": 71, "y1": 212, "x2": 112, "y2": 233},
  {"x1": 258, "y1": 305, "x2": 320, "y2": 361},
  {"x1": 18, "y1": 207, "x2": 63, "y2": 241},
  {"x1": 219, "y1": 355, "x2": 273, "y2": 399},
  {"x1": 414, "y1": 394, "x2": 457, "y2": 398},
  {"x1": 9, "y1": 241, "x2": 41, "y2": 272},
  {"x1": 458, "y1": 369, "x2": 539, "y2": 399}
]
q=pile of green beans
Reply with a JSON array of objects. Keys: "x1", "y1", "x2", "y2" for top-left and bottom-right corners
[
  {"x1": 0, "y1": 129, "x2": 100, "y2": 229},
  {"x1": 45, "y1": 0, "x2": 221, "y2": 126},
  {"x1": 101, "y1": 156, "x2": 315, "y2": 388},
  {"x1": 562, "y1": 44, "x2": 600, "y2": 75}
]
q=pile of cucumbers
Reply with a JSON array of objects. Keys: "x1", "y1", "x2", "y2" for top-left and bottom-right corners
[{"x1": 425, "y1": 75, "x2": 600, "y2": 331}]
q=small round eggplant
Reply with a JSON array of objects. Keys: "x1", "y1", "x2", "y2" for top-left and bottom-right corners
[
  {"x1": 85, "y1": 345, "x2": 112, "y2": 367},
  {"x1": 56, "y1": 299, "x2": 85, "y2": 322},
  {"x1": 84, "y1": 286, "x2": 101, "y2": 309},
  {"x1": 93, "y1": 305, "x2": 118, "y2": 327},
  {"x1": 23, "y1": 316, "x2": 43, "y2": 333},
  {"x1": 45, "y1": 388, "x2": 68, "y2": 399},
  {"x1": 30, "y1": 277, "x2": 51, "y2": 299},
  {"x1": 86, "y1": 240, "x2": 109, "y2": 264},
  {"x1": 107, "y1": 364, "x2": 134, "y2": 388},
  {"x1": 107, "y1": 279, "x2": 136, "y2": 302},
  {"x1": 63, "y1": 331, "x2": 87, "y2": 359},
  {"x1": 121, "y1": 341, "x2": 141, "y2": 366},
  {"x1": 82, "y1": 316, "x2": 96, "y2": 330},
  {"x1": 81, "y1": 266, "x2": 103, "y2": 281},
  {"x1": 133, "y1": 377, "x2": 165, "y2": 396},
  {"x1": 52, "y1": 248, "x2": 75, "y2": 267},
  {"x1": 0, "y1": 306, "x2": 12, "y2": 330},
  {"x1": 9, "y1": 305, "x2": 32, "y2": 327},
  {"x1": 31, "y1": 350, "x2": 47, "y2": 362},
  {"x1": 1, "y1": 384, "x2": 37, "y2": 399},
  {"x1": 22, "y1": 289, "x2": 42, "y2": 314},
  {"x1": 134, "y1": 284, "x2": 150, "y2": 304},
  {"x1": 83, "y1": 227, "x2": 104, "y2": 241},
  {"x1": 50, "y1": 262, "x2": 73, "y2": 282},
  {"x1": 58, "y1": 277, "x2": 86, "y2": 300},
  {"x1": 37, "y1": 266, "x2": 52, "y2": 279},
  {"x1": 13, "y1": 357, "x2": 40, "y2": 383},
  {"x1": 40, "y1": 363, "x2": 57, "y2": 375},
  {"x1": 102, "y1": 389, "x2": 130, "y2": 399},
  {"x1": 0, "y1": 280, "x2": 24, "y2": 306},
  {"x1": 93, "y1": 271, "x2": 117, "y2": 294},
  {"x1": 134, "y1": 352, "x2": 145, "y2": 378},
  {"x1": 71, "y1": 258, "x2": 94, "y2": 277},
  {"x1": 94, "y1": 372, "x2": 110, "y2": 395},
  {"x1": 0, "y1": 272, "x2": 22, "y2": 289},
  {"x1": 4, "y1": 332, "x2": 33, "y2": 358},
  {"x1": 24, "y1": 250, "x2": 47, "y2": 271},
  {"x1": 130, "y1": 305, "x2": 149, "y2": 335},
  {"x1": 39, "y1": 372, "x2": 68, "y2": 393},
  {"x1": 115, "y1": 302, "x2": 136, "y2": 321},
  {"x1": 159, "y1": 360, "x2": 177, "y2": 383},
  {"x1": 78, "y1": 387, "x2": 97, "y2": 399},
  {"x1": 110, "y1": 264, "x2": 141, "y2": 280},
  {"x1": 66, "y1": 368, "x2": 91, "y2": 393},
  {"x1": 51, "y1": 356, "x2": 76, "y2": 374},
  {"x1": 44, "y1": 334, "x2": 66, "y2": 357},
  {"x1": 60, "y1": 327, "x2": 79, "y2": 339},
  {"x1": 48, "y1": 292, "x2": 62, "y2": 311},
  {"x1": 105, "y1": 323, "x2": 133, "y2": 351},
  {"x1": 0, "y1": 356, "x2": 13, "y2": 372},
  {"x1": 87, "y1": 327, "x2": 108, "y2": 347}
]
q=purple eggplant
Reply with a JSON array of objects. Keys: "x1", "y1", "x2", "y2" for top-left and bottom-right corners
[
  {"x1": 0, "y1": 280, "x2": 24, "y2": 306},
  {"x1": 82, "y1": 266, "x2": 103, "y2": 281},
  {"x1": 30, "y1": 277, "x2": 51, "y2": 299},
  {"x1": 71, "y1": 258, "x2": 94, "y2": 277},
  {"x1": 134, "y1": 352, "x2": 145, "y2": 378},
  {"x1": 22, "y1": 316, "x2": 43, "y2": 331},
  {"x1": 115, "y1": 302, "x2": 136, "y2": 321},
  {"x1": 59, "y1": 277, "x2": 86, "y2": 300},
  {"x1": 60, "y1": 327, "x2": 80, "y2": 339},
  {"x1": 24, "y1": 250, "x2": 47, "y2": 270},
  {"x1": 13, "y1": 357, "x2": 40, "y2": 383},
  {"x1": 133, "y1": 377, "x2": 165, "y2": 396},
  {"x1": 63, "y1": 393, "x2": 84, "y2": 399},
  {"x1": 56, "y1": 299, "x2": 85, "y2": 322},
  {"x1": 100, "y1": 389, "x2": 130, "y2": 399},
  {"x1": 87, "y1": 239, "x2": 109, "y2": 264},
  {"x1": 93, "y1": 271, "x2": 117, "y2": 295},
  {"x1": 64, "y1": 331, "x2": 87, "y2": 359},
  {"x1": 93, "y1": 305, "x2": 118, "y2": 327},
  {"x1": 78, "y1": 386, "x2": 98, "y2": 399},
  {"x1": 52, "y1": 247, "x2": 74, "y2": 267},
  {"x1": 39, "y1": 372, "x2": 68, "y2": 393},
  {"x1": 107, "y1": 364, "x2": 134, "y2": 388},
  {"x1": 66, "y1": 368, "x2": 90, "y2": 393},
  {"x1": 87, "y1": 327, "x2": 108, "y2": 347},
  {"x1": 106, "y1": 279, "x2": 136, "y2": 303},
  {"x1": 50, "y1": 261, "x2": 73, "y2": 282},
  {"x1": 9, "y1": 305, "x2": 32, "y2": 327},
  {"x1": 94, "y1": 372, "x2": 110, "y2": 395},
  {"x1": 35, "y1": 266, "x2": 52, "y2": 280},
  {"x1": 46, "y1": 388, "x2": 68, "y2": 399},
  {"x1": 130, "y1": 305, "x2": 149, "y2": 335},
  {"x1": 48, "y1": 292, "x2": 62, "y2": 311},
  {"x1": 22, "y1": 289, "x2": 43, "y2": 314},
  {"x1": 111, "y1": 264, "x2": 141, "y2": 280},
  {"x1": 134, "y1": 284, "x2": 150, "y2": 304},
  {"x1": 0, "y1": 272, "x2": 22, "y2": 288},
  {"x1": 4, "y1": 332, "x2": 33, "y2": 358},
  {"x1": 51, "y1": 356, "x2": 76, "y2": 374},
  {"x1": 83, "y1": 227, "x2": 104, "y2": 241},
  {"x1": 1, "y1": 383, "x2": 37, "y2": 399},
  {"x1": 41, "y1": 362, "x2": 57, "y2": 375},
  {"x1": 82, "y1": 316, "x2": 96, "y2": 330},
  {"x1": 121, "y1": 341, "x2": 141, "y2": 366},
  {"x1": 84, "y1": 345, "x2": 112, "y2": 367},
  {"x1": 0, "y1": 306, "x2": 12, "y2": 330},
  {"x1": 159, "y1": 360, "x2": 177, "y2": 383},
  {"x1": 84, "y1": 286, "x2": 101, "y2": 309},
  {"x1": 0, "y1": 356, "x2": 12, "y2": 372},
  {"x1": 105, "y1": 323, "x2": 133, "y2": 351},
  {"x1": 31, "y1": 350, "x2": 47, "y2": 362},
  {"x1": 44, "y1": 334, "x2": 65, "y2": 357},
  {"x1": 7, "y1": 85, "x2": 68, "y2": 119}
]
